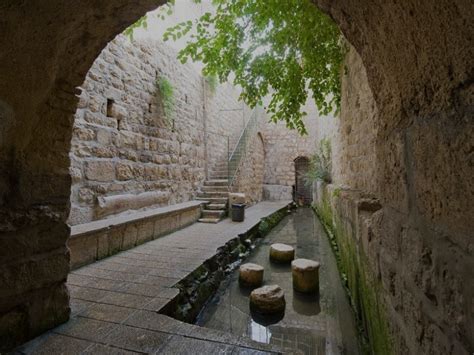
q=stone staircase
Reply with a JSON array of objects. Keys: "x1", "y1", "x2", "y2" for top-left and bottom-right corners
[
  {"x1": 196, "y1": 107, "x2": 262, "y2": 223},
  {"x1": 197, "y1": 161, "x2": 229, "y2": 223}
]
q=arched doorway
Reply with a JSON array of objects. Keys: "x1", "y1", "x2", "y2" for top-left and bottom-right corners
[
  {"x1": 0, "y1": 1, "x2": 471, "y2": 353},
  {"x1": 294, "y1": 156, "x2": 312, "y2": 206}
]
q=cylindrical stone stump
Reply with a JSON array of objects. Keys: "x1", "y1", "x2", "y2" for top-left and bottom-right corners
[
  {"x1": 239, "y1": 263, "x2": 264, "y2": 287},
  {"x1": 269, "y1": 243, "x2": 295, "y2": 263},
  {"x1": 291, "y1": 258, "x2": 320, "y2": 293},
  {"x1": 249, "y1": 285, "x2": 286, "y2": 314}
]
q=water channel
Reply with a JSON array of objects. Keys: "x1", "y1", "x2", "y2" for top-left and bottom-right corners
[{"x1": 196, "y1": 207, "x2": 361, "y2": 354}]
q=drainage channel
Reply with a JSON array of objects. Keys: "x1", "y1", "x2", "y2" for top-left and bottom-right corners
[
  {"x1": 161, "y1": 204, "x2": 291, "y2": 324},
  {"x1": 193, "y1": 207, "x2": 361, "y2": 355}
]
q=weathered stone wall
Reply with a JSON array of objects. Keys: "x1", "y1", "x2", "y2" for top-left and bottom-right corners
[
  {"x1": 69, "y1": 36, "x2": 254, "y2": 225},
  {"x1": 261, "y1": 101, "x2": 337, "y2": 200},
  {"x1": 331, "y1": 46, "x2": 377, "y2": 193},
  {"x1": 231, "y1": 131, "x2": 265, "y2": 204},
  {"x1": 1, "y1": 0, "x2": 472, "y2": 352},
  {"x1": 314, "y1": 40, "x2": 473, "y2": 355}
]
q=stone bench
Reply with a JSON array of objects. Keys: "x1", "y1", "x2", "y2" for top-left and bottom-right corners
[{"x1": 68, "y1": 200, "x2": 205, "y2": 269}]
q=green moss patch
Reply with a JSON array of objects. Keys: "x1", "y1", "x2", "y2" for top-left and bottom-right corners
[{"x1": 313, "y1": 192, "x2": 392, "y2": 355}]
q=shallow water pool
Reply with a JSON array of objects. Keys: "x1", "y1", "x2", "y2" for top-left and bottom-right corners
[{"x1": 196, "y1": 208, "x2": 361, "y2": 354}]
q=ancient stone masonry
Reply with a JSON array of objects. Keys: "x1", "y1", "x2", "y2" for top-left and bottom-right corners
[
  {"x1": 1, "y1": 0, "x2": 472, "y2": 352},
  {"x1": 261, "y1": 101, "x2": 337, "y2": 202},
  {"x1": 69, "y1": 36, "x2": 255, "y2": 225},
  {"x1": 231, "y1": 130, "x2": 266, "y2": 204},
  {"x1": 313, "y1": 40, "x2": 474, "y2": 354}
]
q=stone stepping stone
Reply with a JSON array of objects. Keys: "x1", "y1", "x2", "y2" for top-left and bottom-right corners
[
  {"x1": 250, "y1": 285, "x2": 286, "y2": 314},
  {"x1": 239, "y1": 263, "x2": 264, "y2": 288},
  {"x1": 291, "y1": 258, "x2": 320, "y2": 293},
  {"x1": 269, "y1": 243, "x2": 295, "y2": 263}
]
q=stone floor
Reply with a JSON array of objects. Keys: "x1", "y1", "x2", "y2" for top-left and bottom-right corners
[{"x1": 16, "y1": 201, "x2": 290, "y2": 354}]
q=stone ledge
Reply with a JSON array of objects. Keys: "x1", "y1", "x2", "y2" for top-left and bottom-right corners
[
  {"x1": 68, "y1": 201, "x2": 206, "y2": 270},
  {"x1": 70, "y1": 200, "x2": 206, "y2": 237}
]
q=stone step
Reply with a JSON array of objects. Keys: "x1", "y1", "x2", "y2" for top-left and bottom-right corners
[
  {"x1": 204, "y1": 179, "x2": 228, "y2": 186},
  {"x1": 201, "y1": 185, "x2": 229, "y2": 193},
  {"x1": 206, "y1": 203, "x2": 227, "y2": 210},
  {"x1": 210, "y1": 175, "x2": 229, "y2": 180},
  {"x1": 210, "y1": 169, "x2": 229, "y2": 174},
  {"x1": 212, "y1": 163, "x2": 228, "y2": 168},
  {"x1": 201, "y1": 210, "x2": 225, "y2": 219},
  {"x1": 209, "y1": 173, "x2": 229, "y2": 178},
  {"x1": 197, "y1": 191, "x2": 229, "y2": 199},
  {"x1": 196, "y1": 197, "x2": 228, "y2": 204},
  {"x1": 198, "y1": 217, "x2": 221, "y2": 224}
]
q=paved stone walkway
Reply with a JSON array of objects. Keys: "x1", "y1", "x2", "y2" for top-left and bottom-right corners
[{"x1": 17, "y1": 201, "x2": 290, "y2": 354}]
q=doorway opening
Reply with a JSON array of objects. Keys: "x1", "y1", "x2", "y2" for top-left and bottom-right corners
[{"x1": 294, "y1": 156, "x2": 312, "y2": 206}]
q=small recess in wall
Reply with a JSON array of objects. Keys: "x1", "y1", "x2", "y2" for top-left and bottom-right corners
[{"x1": 106, "y1": 98, "x2": 115, "y2": 117}]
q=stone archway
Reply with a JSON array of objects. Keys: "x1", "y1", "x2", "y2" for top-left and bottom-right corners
[
  {"x1": 0, "y1": 0, "x2": 472, "y2": 352},
  {"x1": 0, "y1": 1, "x2": 166, "y2": 349}
]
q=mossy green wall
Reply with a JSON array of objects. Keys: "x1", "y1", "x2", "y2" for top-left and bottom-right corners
[{"x1": 314, "y1": 186, "x2": 392, "y2": 355}]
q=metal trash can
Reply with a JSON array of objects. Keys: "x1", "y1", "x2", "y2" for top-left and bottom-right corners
[{"x1": 231, "y1": 203, "x2": 246, "y2": 222}]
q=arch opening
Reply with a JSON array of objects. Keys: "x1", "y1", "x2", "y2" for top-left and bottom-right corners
[{"x1": 0, "y1": 1, "x2": 471, "y2": 353}]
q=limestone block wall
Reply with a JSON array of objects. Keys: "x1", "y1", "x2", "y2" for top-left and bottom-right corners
[
  {"x1": 315, "y1": 44, "x2": 473, "y2": 355},
  {"x1": 231, "y1": 131, "x2": 265, "y2": 204},
  {"x1": 261, "y1": 101, "x2": 337, "y2": 198},
  {"x1": 331, "y1": 46, "x2": 377, "y2": 193},
  {"x1": 69, "y1": 36, "x2": 254, "y2": 225}
]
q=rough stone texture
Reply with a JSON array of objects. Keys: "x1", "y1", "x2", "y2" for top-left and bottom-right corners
[
  {"x1": 309, "y1": 1, "x2": 474, "y2": 350},
  {"x1": 269, "y1": 243, "x2": 295, "y2": 263},
  {"x1": 291, "y1": 258, "x2": 320, "y2": 293},
  {"x1": 231, "y1": 131, "x2": 266, "y2": 204},
  {"x1": 239, "y1": 263, "x2": 264, "y2": 288},
  {"x1": 249, "y1": 285, "x2": 286, "y2": 314},
  {"x1": 69, "y1": 36, "x2": 254, "y2": 225},
  {"x1": 331, "y1": 46, "x2": 377, "y2": 193},
  {"x1": 260, "y1": 106, "x2": 336, "y2": 195},
  {"x1": 262, "y1": 184, "x2": 293, "y2": 201},
  {"x1": 16, "y1": 201, "x2": 288, "y2": 354},
  {"x1": 68, "y1": 201, "x2": 203, "y2": 269},
  {"x1": 0, "y1": 0, "x2": 472, "y2": 352}
]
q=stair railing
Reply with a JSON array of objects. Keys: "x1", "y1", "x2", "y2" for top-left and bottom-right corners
[{"x1": 227, "y1": 106, "x2": 262, "y2": 187}]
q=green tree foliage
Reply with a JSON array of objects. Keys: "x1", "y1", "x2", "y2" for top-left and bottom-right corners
[
  {"x1": 163, "y1": 0, "x2": 345, "y2": 134},
  {"x1": 305, "y1": 137, "x2": 332, "y2": 184},
  {"x1": 124, "y1": 15, "x2": 148, "y2": 41}
]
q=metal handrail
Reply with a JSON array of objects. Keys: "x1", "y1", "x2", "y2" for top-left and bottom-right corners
[{"x1": 227, "y1": 106, "x2": 262, "y2": 187}]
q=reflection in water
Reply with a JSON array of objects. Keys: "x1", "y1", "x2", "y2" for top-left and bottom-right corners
[
  {"x1": 250, "y1": 319, "x2": 272, "y2": 343},
  {"x1": 196, "y1": 208, "x2": 361, "y2": 354},
  {"x1": 292, "y1": 291, "x2": 321, "y2": 316}
]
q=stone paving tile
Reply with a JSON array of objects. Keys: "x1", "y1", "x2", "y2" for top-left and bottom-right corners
[
  {"x1": 157, "y1": 335, "x2": 235, "y2": 355},
  {"x1": 53, "y1": 317, "x2": 117, "y2": 343},
  {"x1": 70, "y1": 284, "x2": 158, "y2": 310},
  {"x1": 78, "y1": 303, "x2": 136, "y2": 323},
  {"x1": 98, "y1": 289, "x2": 154, "y2": 309},
  {"x1": 124, "y1": 311, "x2": 189, "y2": 335},
  {"x1": 69, "y1": 273, "x2": 125, "y2": 292},
  {"x1": 155, "y1": 287, "x2": 180, "y2": 300},
  {"x1": 140, "y1": 297, "x2": 170, "y2": 312},
  {"x1": 70, "y1": 298, "x2": 95, "y2": 316},
  {"x1": 16, "y1": 333, "x2": 95, "y2": 354},
  {"x1": 83, "y1": 343, "x2": 141, "y2": 354},
  {"x1": 104, "y1": 324, "x2": 171, "y2": 353},
  {"x1": 232, "y1": 347, "x2": 274, "y2": 355},
  {"x1": 107, "y1": 256, "x2": 197, "y2": 271},
  {"x1": 19, "y1": 201, "x2": 289, "y2": 354},
  {"x1": 117, "y1": 281, "x2": 174, "y2": 298},
  {"x1": 69, "y1": 284, "x2": 112, "y2": 303}
]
